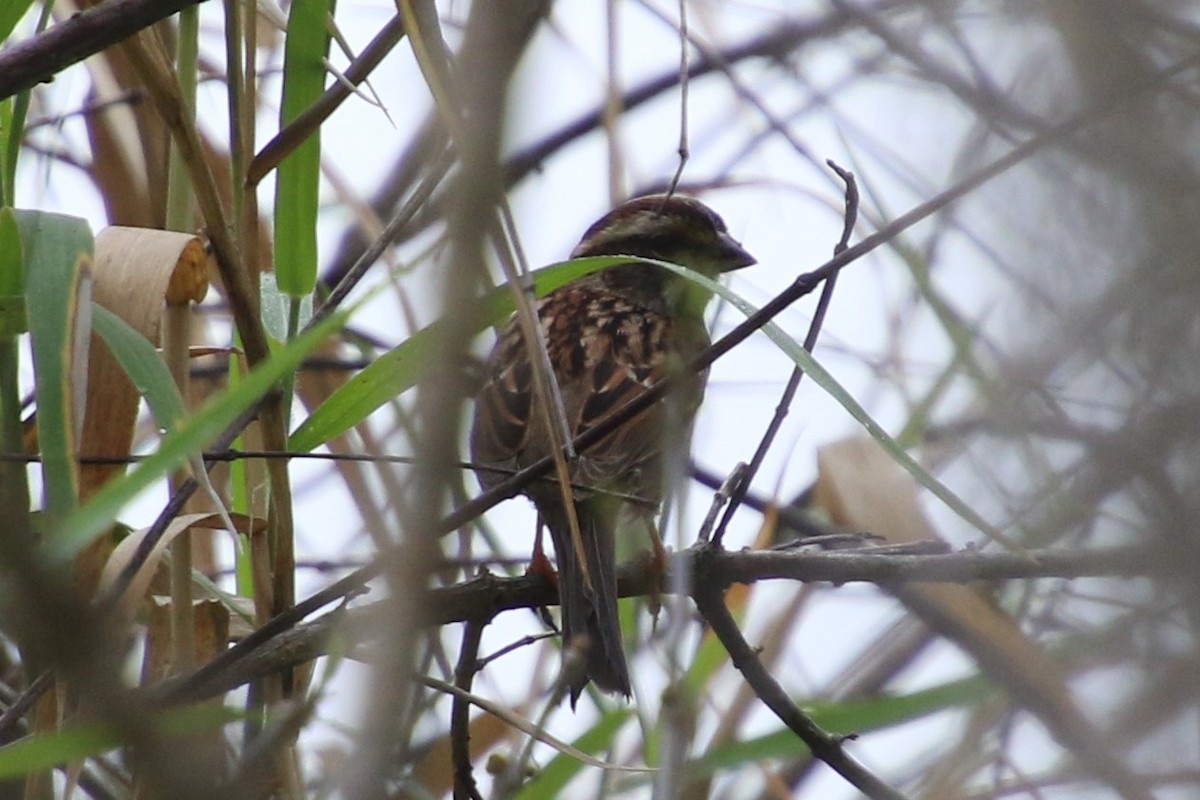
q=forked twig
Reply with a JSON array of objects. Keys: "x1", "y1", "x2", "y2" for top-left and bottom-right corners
[{"x1": 711, "y1": 161, "x2": 858, "y2": 547}]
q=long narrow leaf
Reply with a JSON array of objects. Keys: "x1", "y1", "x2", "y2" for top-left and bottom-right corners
[
  {"x1": 514, "y1": 708, "x2": 634, "y2": 799},
  {"x1": 46, "y1": 306, "x2": 351, "y2": 564},
  {"x1": 683, "y1": 675, "x2": 992, "y2": 780},
  {"x1": 0, "y1": 208, "x2": 23, "y2": 333},
  {"x1": 288, "y1": 255, "x2": 620, "y2": 452},
  {"x1": 0, "y1": 1, "x2": 36, "y2": 44},
  {"x1": 0, "y1": 703, "x2": 243, "y2": 778},
  {"x1": 273, "y1": 0, "x2": 333, "y2": 297},
  {"x1": 91, "y1": 303, "x2": 185, "y2": 432},
  {"x1": 18, "y1": 210, "x2": 93, "y2": 519}
]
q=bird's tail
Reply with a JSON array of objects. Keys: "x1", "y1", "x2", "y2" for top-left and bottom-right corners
[{"x1": 543, "y1": 499, "x2": 631, "y2": 706}]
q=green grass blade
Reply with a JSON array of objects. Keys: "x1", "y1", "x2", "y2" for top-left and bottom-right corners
[
  {"x1": 2, "y1": 2, "x2": 51, "y2": 206},
  {"x1": 514, "y1": 708, "x2": 633, "y2": 799},
  {"x1": 288, "y1": 255, "x2": 620, "y2": 452},
  {"x1": 18, "y1": 210, "x2": 93, "y2": 520},
  {"x1": 0, "y1": 101, "x2": 9, "y2": 206},
  {"x1": 90, "y1": 303, "x2": 185, "y2": 431},
  {"x1": 0, "y1": 207, "x2": 24, "y2": 334},
  {"x1": 0, "y1": 703, "x2": 243, "y2": 779},
  {"x1": 273, "y1": 0, "x2": 333, "y2": 297},
  {"x1": 45, "y1": 305, "x2": 352, "y2": 564},
  {"x1": 0, "y1": 1, "x2": 36, "y2": 43},
  {"x1": 684, "y1": 675, "x2": 991, "y2": 780}
]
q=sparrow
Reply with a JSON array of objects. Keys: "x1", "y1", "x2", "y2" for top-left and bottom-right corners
[{"x1": 469, "y1": 194, "x2": 756, "y2": 705}]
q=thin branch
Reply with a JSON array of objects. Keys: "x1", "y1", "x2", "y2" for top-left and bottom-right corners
[
  {"x1": 310, "y1": 146, "x2": 455, "y2": 325},
  {"x1": 452, "y1": 621, "x2": 485, "y2": 800},
  {"x1": 664, "y1": 0, "x2": 689, "y2": 197},
  {"x1": 692, "y1": 551, "x2": 909, "y2": 800},
  {"x1": 711, "y1": 161, "x2": 857, "y2": 546},
  {"x1": 247, "y1": 14, "x2": 408, "y2": 186},
  {"x1": 0, "y1": 0, "x2": 207, "y2": 100},
  {"x1": 0, "y1": 671, "x2": 51, "y2": 741},
  {"x1": 156, "y1": 543, "x2": 1168, "y2": 704}
]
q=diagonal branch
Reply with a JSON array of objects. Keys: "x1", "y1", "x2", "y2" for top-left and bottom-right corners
[
  {"x1": 710, "y1": 161, "x2": 858, "y2": 546},
  {"x1": 0, "y1": 0, "x2": 207, "y2": 101},
  {"x1": 692, "y1": 548, "x2": 909, "y2": 800}
]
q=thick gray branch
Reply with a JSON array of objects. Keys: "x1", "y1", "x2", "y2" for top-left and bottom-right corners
[{"x1": 159, "y1": 543, "x2": 1164, "y2": 702}]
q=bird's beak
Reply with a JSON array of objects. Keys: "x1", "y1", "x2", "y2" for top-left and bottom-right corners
[{"x1": 717, "y1": 232, "x2": 757, "y2": 272}]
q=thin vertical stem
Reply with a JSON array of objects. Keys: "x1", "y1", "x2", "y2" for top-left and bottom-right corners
[
  {"x1": 166, "y1": 6, "x2": 199, "y2": 232},
  {"x1": 163, "y1": 303, "x2": 195, "y2": 672},
  {"x1": 165, "y1": 4, "x2": 200, "y2": 677},
  {"x1": 224, "y1": 0, "x2": 246, "y2": 233},
  {"x1": 603, "y1": 0, "x2": 623, "y2": 204},
  {"x1": 0, "y1": 338, "x2": 32, "y2": 546}
]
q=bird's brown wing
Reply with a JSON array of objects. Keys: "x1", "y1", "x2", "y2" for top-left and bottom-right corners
[
  {"x1": 469, "y1": 324, "x2": 533, "y2": 492},
  {"x1": 471, "y1": 284, "x2": 706, "y2": 502},
  {"x1": 469, "y1": 282, "x2": 710, "y2": 705},
  {"x1": 564, "y1": 349, "x2": 668, "y2": 499}
]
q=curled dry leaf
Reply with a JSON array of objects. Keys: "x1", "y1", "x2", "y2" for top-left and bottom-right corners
[
  {"x1": 78, "y1": 227, "x2": 210, "y2": 597},
  {"x1": 98, "y1": 511, "x2": 261, "y2": 622}
]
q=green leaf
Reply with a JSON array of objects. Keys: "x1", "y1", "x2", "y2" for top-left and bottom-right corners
[
  {"x1": 0, "y1": 703, "x2": 243, "y2": 778},
  {"x1": 17, "y1": 210, "x2": 93, "y2": 520},
  {"x1": 0, "y1": 102, "x2": 10, "y2": 206},
  {"x1": 45, "y1": 304, "x2": 352, "y2": 565},
  {"x1": 0, "y1": 1, "x2": 36, "y2": 44},
  {"x1": 2, "y1": 2, "x2": 50, "y2": 206},
  {"x1": 515, "y1": 708, "x2": 633, "y2": 799},
  {"x1": 0, "y1": 207, "x2": 25, "y2": 335},
  {"x1": 0, "y1": 207, "x2": 21, "y2": 295},
  {"x1": 90, "y1": 303, "x2": 186, "y2": 431},
  {"x1": 683, "y1": 675, "x2": 991, "y2": 780},
  {"x1": 273, "y1": 0, "x2": 333, "y2": 297},
  {"x1": 288, "y1": 255, "x2": 618, "y2": 453}
]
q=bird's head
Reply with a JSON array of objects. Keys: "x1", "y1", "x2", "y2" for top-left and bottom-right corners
[
  {"x1": 571, "y1": 194, "x2": 756, "y2": 313},
  {"x1": 572, "y1": 194, "x2": 755, "y2": 275}
]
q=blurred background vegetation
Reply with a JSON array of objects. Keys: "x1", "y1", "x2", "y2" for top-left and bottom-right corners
[{"x1": 0, "y1": 1, "x2": 1198, "y2": 798}]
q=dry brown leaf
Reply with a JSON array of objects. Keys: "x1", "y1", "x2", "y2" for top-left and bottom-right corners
[
  {"x1": 813, "y1": 436, "x2": 1146, "y2": 798},
  {"x1": 410, "y1": 711, "x2": 510, "y2": 797},
  {"x1": 98, "y1": 511, "x2": 260, "y2": 621},
  {"x1": 142, "y1": 596, "x2": 231, "y2": 683},
  {"x1": 76, "y1": 227, "x2": 209, "y2": 598},
  {"x1": 80, "y1": 228, "x2": 209, "y2": 488}
]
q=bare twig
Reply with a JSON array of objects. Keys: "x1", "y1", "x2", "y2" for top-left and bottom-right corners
[
  {"x1": 0, "y1": 0, "x2": 207, "y2": 100},
  {"x1": 698, "y1": 462, "x2": 747, "y2": 542},
  {"x1": 452, "y1": 621, "x2": 485, "y2": 800},
  {"x1": 247, "y1": 14, "x2": 408, "y2": 186},
  {"x1": 711, "y1": 162, "x2": 858, "y2": 547},
  {"x1": 692, "y1": 557, "x2": 909, "y2": 799},
  {"x1": 664, "y1": 0, "x2": 689, "y2": 198},
  {"x1": 474, "y1": 631, "x2": 557, "y2": 671},
  {"x1": 311, "y1": 145, "x2": 455, "y2": 325}
]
